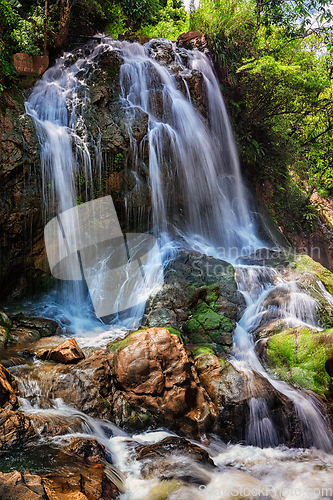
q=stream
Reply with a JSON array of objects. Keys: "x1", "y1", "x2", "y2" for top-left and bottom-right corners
[{"x1": 2, "y1": 36, "x2": 333, "y2": 499}]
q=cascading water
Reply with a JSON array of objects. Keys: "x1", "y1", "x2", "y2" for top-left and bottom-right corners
[
  {"x1": 6, "y1": 35, "x2": 333, "y2": 500},
  {"x1": 232, "y1": 266, "x2": 333, "y2": 451},
  {"x1": 118, "y1": 38, "x2": 262, "y2": 254}
]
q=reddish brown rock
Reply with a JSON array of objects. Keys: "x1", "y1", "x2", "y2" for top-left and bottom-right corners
[
  {"x1": 12, "y1": 53, "x2": 49, "y2": 75},
  {"x1": 111, "y1": 328, "x2": 214, "y2": 433},
  {"x1": 44, "y1": 338, "x2": 85, "y2": 364},
  {"x1": 42, "y1": 465, "x2": 119, "y2": 500},
  {"x1": 0, "y1": 410, "x2": 37, "y2": 452},
  {"x1": 194, "y1": 351, "x2": 304, "y2": 446},
  {"x1": 0, "y1": 471, "x2": 46, "y2": 500},
  {"x1": 177, "y1": 31, "x2": 207, "y2": 51},
  {"x1": 0, "y1": 364, "x2": 17, "y2": 408}
]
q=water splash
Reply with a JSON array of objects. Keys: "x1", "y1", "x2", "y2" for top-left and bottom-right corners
[{"x1": 232, "y1": 266, "x2": 332, "y2": 451}]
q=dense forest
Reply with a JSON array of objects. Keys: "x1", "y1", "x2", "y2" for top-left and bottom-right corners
[{"x1": 1, "y1": 0, "x2": 333, "y2": 236}]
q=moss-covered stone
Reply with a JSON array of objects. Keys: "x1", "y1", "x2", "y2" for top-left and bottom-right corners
[
  {"x1": 292, "y1": 254, "x2": 333, "y2": 296},
  {"x1": 192, "y1": 346, "x2": 215, "y2": 360},
  {"x1": 183, "y1": 299, "x2": 234, "y2": 352},
  {"x1": 108, "y1": 332, "x2": 137, "y2": 354},
  {"x1": 266, "y1": 326, "x2": 333, "y2": 398},
  {"x1": 165, "y1": 327, "x2": 184, "y2": 343}
]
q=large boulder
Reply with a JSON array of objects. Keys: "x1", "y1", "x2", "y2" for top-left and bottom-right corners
[
  {"x1": 40, "y1": 338, "x2": 85, "y2": 364},
  {"x1": 193, "y1": 349, "x2": 303, "y2": 446},
  {"x1": 144, "y1": 251, "x2": 245, "y2": 352},
  {"x1": 5, "y1": 313, "x2": 60, "y2": 346},
  {"x1": 0, "y1": 410, "x2": 37, "y2": 452},
  {"x1": 110, "y1": 327, "x2": 214, "y2": 434},
  {"x1": 258, "y1": 326, "x2": 333, "y2": 399},
  {"x1": 0, "y1": 471, "x2": 47, "y2": 500}
]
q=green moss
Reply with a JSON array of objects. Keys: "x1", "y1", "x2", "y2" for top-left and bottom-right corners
[
  {"x1": 165, "y1": 327, "x2": 184, "y2": 344},
  {"x1": 184, "y1": 298, "x2": 234, "y2": 349},
  {"x1": 108, "y1": 332, "x2": 136, "y2": 353},
  {"x1": 192, "y1": 346, "x2": 215, "y2": 360},
  {"x1": 292, "y1": 254, "x2": 333, "y2": 296},
  {"x1": 267, "y1": 326, "x2": 333, "y2": 398}
]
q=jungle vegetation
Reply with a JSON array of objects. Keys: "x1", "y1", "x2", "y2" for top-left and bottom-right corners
[{"x1": 1, "y1": 0, "x2": 333, "y2": 233}]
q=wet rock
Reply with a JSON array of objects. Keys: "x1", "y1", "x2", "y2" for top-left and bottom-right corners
[
  {"x1": 8, "y1": 314, "x2": 59, "y2": 345},
  {"x1": 259, "y1": 326, "x2": 333, "y2": 398},
  {"x1": 48, "y1": 349, "x2": 114, "y2": 417},
  {"x1": 177, "y1": 31, "x2": 207, "y2": 51},
  {"x1": 253, "y1": 319, "x2": 289, "y2": 342},
  {"x1": 0, "y1": 471, "x2": 47, "y2": 500},
  {"x1": 147, "y1": 39, "x2": 175, "y2": 65},
  {"x1": 0, "y1": 410, "x2": 37, "y2": 452},
  {"x1": 0, "y1": 90, "x2": 52, "y2": 302},
  {"x1": 110, "y1": 328, "x2": 214, "y2": 434},
  {"x1": 175, "y1": 68, "x2": 208, "y2": 117},
  {"x1": 0, "y1": 364, "x2": 17, "y2": 408},
  {"x1": 144, "y1": 251, "x2": 245, "y2": 352},
  {"x1": 235, "y1": 247, "x2": 289, "y2": 267},
  {"x1": 42, "y1": 338, "x2": 85, "y2": 364},
  {"x1": 193, "y1": 350, "x2": 302, "y2": 446},
  {"x1": 136, "y1": 436, "x2": 214, "y2": 466},
  {"x1": 62, "y1": 437, "x2": 106, "y2": 461},
  {"x1": 42, "y1": 465, "x2": 119, "y2": 500}
]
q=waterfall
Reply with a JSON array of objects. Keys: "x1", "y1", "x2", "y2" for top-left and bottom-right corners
[
  {"x1": 25, "y1": 37, "x2": 263, "y2": 326},
  {"x1": 118, "y1": 38, "x2": 262, "y2": 255},
  {"x1": 23, "y1": 36, "x2": 333, "y2": 459},
  {"x1": 233, "y1": 266, "x2": 333, "y2": 451}
]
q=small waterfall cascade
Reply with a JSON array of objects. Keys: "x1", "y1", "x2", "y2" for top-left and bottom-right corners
[
  {"x1": 232, "y1": 266, "x2": 333, "y2": 451},
  {"x1": 24, "y1": 36, "x2": 263, "y2": 326},
  {"x1": 13, "y1": 35, "x2": 333, "y2": 500},
  {"x1": 117, "y1": 38, "x2": 262, "y2": 254}
]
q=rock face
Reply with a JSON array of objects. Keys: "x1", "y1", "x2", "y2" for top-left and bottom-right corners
[
  {"x1": 0, "y1": 90, "x2": 51, "y2": 302},
  {"x1": 0, "y1": 364, "x2": 17, "y2": 408},
  {"x1": 258, "y1": 326, "x2": 333, "y2": 399},
  {"x1": 177, "y1": 31, "x2": 208, "y2": 51},
  {"x1": 193, "y1": 349, "x2": 303, "y2": 446},
  {"x1": 0, "y1": 410, "x2": 37, "y2": 452},
  {"x1": 40, "y1": 338, "x2": 85, "y2": 364},
  {"x1": 0, "y1": 471, "x2": 47, "y2": 500},
  {"x1": 0, "y1": 468, "x2": 119, "y2": 500},
  {"x1": 144, "y1": 251, "x2": 245, "y2": 352}
]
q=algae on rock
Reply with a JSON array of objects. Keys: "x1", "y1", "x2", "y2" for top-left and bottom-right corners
[{"x1": 264, "y1": 326, "x2": 333, "y2": 398}]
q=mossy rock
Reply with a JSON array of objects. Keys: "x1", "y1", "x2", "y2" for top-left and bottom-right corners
[
  {"x1": 292, "y1": 254, "x2": 333, "y2": 296},
  {"x1": 108, "y1": 326, "x2": 184, "y2": 354},
  {"x1": 192, "y1": 346, "x2": 215, "y2": 360},
  {"x1": 183, "y1": 300, "x2": 234, "y2": 352},
  {"x1": 108, "y1": 331, "x2": 137, "y2": 354},
  {"x1": 266, "y1": 326, "x2": 333, "y2": 398}
]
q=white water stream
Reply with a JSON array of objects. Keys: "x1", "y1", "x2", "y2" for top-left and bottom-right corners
[{"x1": 5, "y1": 36, "x2": 333, "y2": 499}]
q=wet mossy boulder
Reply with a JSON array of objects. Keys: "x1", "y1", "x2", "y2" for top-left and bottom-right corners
[
  {"x1": 291, "y1": 254, "x2": 333, "y2": 296},
  {"x1": 261, "y1": 326, "x2": 333, "y2": 398},
  {"x1": 183, "y1": 299, "x2": 234, "y2": 351},
  {"x1": 144, "y1": 251, "x2": 245, "y2": 353}
]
